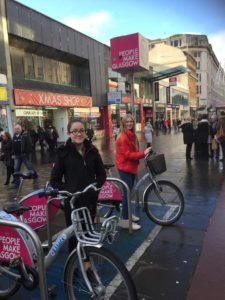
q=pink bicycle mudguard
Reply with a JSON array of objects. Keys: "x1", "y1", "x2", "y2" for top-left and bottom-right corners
[
  {"x1": 20, "y1": 189, "x2": 60, "y2": 230},
  {"x1": 98, "y1": 181, "x2": 122, "y2": 202}
]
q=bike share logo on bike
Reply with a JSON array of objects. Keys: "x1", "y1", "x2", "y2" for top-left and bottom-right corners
[
  {"x1": 0, "y1": 211, "x2": 36, "y2": 267},
  {"x1": 98, "y1": 182, "x2": 122, "y2": 201},
  {"x1": 20, "y1": 189, "x2": 60, "y2": 230}
]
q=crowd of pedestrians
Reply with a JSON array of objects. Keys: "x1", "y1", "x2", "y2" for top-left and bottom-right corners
[{"x1": 179, "y1": 113, "x2": 225, "y2": 161}]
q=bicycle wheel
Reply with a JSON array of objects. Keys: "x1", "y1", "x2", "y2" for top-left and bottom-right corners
[
  {"x1": 64, "y1": 246, "x2": 137, "y2": 300},
  {"x1": 0, "y1": 265, "x2": 21, "y2": 298},
  {"x1": 144, "y1": 180, "x2": 184, "y2": 225}
]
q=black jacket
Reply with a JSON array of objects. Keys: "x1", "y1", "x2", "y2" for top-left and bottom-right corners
[
  {"x1": 1, "y1": 139, "x2": 14, "y2": 167},
  {"x1": 180, "y1": 122, "x2": 194, "y2": 144},
  {"x1": 50, "y1": 138, "x2": 106, "y2": 205},
  {"x1": 12, "y1": 131, "x2": 33, "y2": 154}
]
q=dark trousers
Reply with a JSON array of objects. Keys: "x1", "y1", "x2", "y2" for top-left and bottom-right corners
[
  {"x1": 5, "y1": 165, "x2": 14, "y2": 184},
  {"x1": 186, "y1": 143, "x2": 192, "y2": 158}
]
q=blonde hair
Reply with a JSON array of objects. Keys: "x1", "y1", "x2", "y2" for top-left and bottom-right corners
[
  {"x1": 119, "y1": 114, "x2": 139, "y2": 148},
  {"x1": 120, "y1": 114, "x2": 135, "y2": 134}
]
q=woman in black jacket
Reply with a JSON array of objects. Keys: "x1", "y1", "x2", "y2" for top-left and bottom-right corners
[
  {"x1": 1, "y1": 132, "x2": 14, "y2": 185},
  {"x1": 50, "y1": 118, "x2": 106, "y2": 252}
]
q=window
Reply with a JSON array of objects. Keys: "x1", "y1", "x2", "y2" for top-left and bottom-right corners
[
  {"x1": 171, "y1": 39, "x2": 181, "y2": 47},
  {"x1": 33, "y1": 55, "x2": 44, "y2": 80},
  {"x1": 43, "y1": 57, "x2": 53, "y2": 82},
  {"x1": 23, "y1": 53, "x2": 35, "y2": 79}
]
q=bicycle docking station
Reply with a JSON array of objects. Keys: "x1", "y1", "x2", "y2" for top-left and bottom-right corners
[
  {"x1": 0, "y1": 219, "x2": 48, "y2": 299},
  {"x1": 105, "y1": 177, "x2": 133, "y2": 234}
]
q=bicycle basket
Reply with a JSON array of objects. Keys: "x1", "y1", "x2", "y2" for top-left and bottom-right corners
[{"x1": 147, "y1": 153, "x2": 167, "y2": 174}]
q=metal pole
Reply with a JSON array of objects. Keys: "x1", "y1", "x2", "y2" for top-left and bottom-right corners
[
  {"x1": 130, "y1": 72, "x2": 136, "y2": 123},
  {"x1": 106, "y1": 177, "x2": 133, "y2": 234},
  {"x1": 0, "y1": 0, "x2": 16, "y2": 134},
  {"x1": 0, "y1": 219, "x2": 48, "y2": 299}
]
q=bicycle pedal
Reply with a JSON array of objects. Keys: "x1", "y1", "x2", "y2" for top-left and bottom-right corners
[{"x1": 47, "y1": 284, "x2": 57, "y2": 295}]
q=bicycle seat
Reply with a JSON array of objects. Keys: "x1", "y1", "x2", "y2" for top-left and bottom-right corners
[
  {"x1": 13, "y1": 172, "x2": 33, "y2": 180},
  {"x1": 3, "y1": 202, "x2": 32, "y2": 216},
  {"x1": 103, "y1": 163, "x2": 114, "y2": 170}
]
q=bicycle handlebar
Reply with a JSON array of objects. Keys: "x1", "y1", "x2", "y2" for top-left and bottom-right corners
[{"x1": 38, "y1": 183, "x2": 100, "y2": 199}]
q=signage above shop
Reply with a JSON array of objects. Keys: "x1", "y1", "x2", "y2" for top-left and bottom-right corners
[
  {"x1": 15, "y1": 109, "x2": 43, "y2": 117},
  {"x1": 107, "y1": 91, "x2": 122, "y2": 104},
  {"x1": 169, "y1": 77, "x2": 177, "y2": 86},
  {"x1": 14, "y1": 89, "x2": 92, "y2": 108},
  {"x1": 110, "y1": 33, "x2": 149, "y2": 73}
]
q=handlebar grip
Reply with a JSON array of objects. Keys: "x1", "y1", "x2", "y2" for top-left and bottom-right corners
[{"x1": 38, "y1": 189, "x2": 59, "y2": 198}]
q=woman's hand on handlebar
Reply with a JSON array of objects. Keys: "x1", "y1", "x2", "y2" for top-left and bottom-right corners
[{"x1": 144, "y1": 147, "x2": 152, "y2": 156}]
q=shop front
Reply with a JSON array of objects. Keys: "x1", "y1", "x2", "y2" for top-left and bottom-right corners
[
  {"x1": 14, "y1": 89, "x2": 94, "y2": 142},
  {"x1": 108, "y1": 96, "x2": 144, "y2": 137}
]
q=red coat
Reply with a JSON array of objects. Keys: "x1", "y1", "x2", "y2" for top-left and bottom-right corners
[{"x1": 115, "y1": 129, "x2": 145, "y2": 175}]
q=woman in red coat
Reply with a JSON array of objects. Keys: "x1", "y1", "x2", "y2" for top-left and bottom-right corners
[{"x1": 116, "y1": 114, "x2": 151, "y2": 230}]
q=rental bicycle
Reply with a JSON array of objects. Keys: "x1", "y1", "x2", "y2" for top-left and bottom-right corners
[
  {"x1": 0, "y1": 184, "x2": 137, "y2": 299},
  {"x1": 97, "y1": 152, "x2": 185, "y2": 225}
]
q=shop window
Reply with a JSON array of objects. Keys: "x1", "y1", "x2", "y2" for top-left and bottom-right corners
[
  {"x1": 33, "y1": 55, "x2": 44, "y2": 80},
  {"x1": 79, "y1": 68, "x2": 90, "y2": 91},
  {"x1": 52, "y1": 60, "x2": 59, "y2": 83},
  {"x1": 10, "y1": 47, "x2": 24, "y2": 78},
  {"x1": 23, "y1": 53, "x2": 35, "y2": 79},
  {"x1": 58, "y1": 62, "x2": 71, "y2": 85},
  {"x1": 43, "y1": 57, "x2": 53, "y2": 82}
]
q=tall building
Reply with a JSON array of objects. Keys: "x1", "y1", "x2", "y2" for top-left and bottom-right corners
[
  {"x1": 0, "y1": 0, "x2": 110, "y2": 139},
  {"x1": 149, "y1": 33, "x2": 225, "y2": 114}
]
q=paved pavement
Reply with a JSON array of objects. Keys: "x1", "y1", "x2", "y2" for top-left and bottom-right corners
[{"x1": 1, "y1": 130, "x2": 225, "y2": 299}]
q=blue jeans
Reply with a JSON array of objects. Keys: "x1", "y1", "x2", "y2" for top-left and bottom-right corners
[
  {"x1": 118, "y1": 170, "x2": 135, "y2": 219},
  {"x1": 14, "y1": 154, "x2": 38, "y2": 186}
]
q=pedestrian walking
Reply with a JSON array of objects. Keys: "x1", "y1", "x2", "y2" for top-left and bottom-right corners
[
  {"x1": 179, "y1": 117, "x2": 194, "y2": 160},
  {"x1": 1, "y1": 132, "x2": 14, "y2": 185},
  {"x1": 143, "y1": 120, "x2": 154, "y2": 148},
  {"x1": 11, "y1": 124, "x2": 38, "y2": 188},
  {"x1": 50, "y1": 118, "x2": 106, "y2": 252},
  {"x1": 115, "y1": 113, "x2": 151, "y2": 230}
]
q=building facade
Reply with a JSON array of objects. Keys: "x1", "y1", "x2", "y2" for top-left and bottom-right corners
[
  {"x1": 0, "y1": 0, "x2": 110, "y2": 140},
  {"x1": 151, "y1": 34, "x2": 225, "y2": 115}
]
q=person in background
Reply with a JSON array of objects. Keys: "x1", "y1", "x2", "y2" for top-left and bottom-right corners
[
  {"x1": 45, "y1": 125, "x2": 59, "y2": 153},
  {"x1": 217, "y1": 111, "x2": 225, "y2": 161},
  {"x1": 179, "y1": 117, "x2": 194, "y2": 160},
  {"x1": 116, "y1": 113, "x2": 152, "y2": 230},
  {"x1": 37, "y1": 125, "x2": 46, "y2": 153},
  {"x1": 28, "y1": 126, "x2": 38, "y2": 151},
  {"x1": 144, "y1": 120, "x2": 154, "y2": 148},
  {"x1": 195, "y1": 114, "x2": 210, "y2": 159},
  {"x1": 209, "y1": 115, "x2": 219, "y2": 159},
  {"x1": 86, "y1": 124, "x2": 95, "y2": 143},
  {"x1": 50, "y1": 118, "x2": 106, "y2": 252},
  {"x1": 1, "y1": 132, "x2": 14, "y2": 185},
  {"x1": 11, "y1": 124, "x2": 38, "y2": 188}
]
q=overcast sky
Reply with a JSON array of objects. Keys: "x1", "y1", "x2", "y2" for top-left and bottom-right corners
[{"x1": 16, "y1": 0, "x2": 225, "y2": 65}]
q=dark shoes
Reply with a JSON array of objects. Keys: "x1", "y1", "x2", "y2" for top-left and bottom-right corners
[{"x1": 186, "y1": 157, "x2": 193, "y2": 160}]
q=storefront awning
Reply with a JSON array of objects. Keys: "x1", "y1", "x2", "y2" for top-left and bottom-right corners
[{"x1": 141, "y1": 66, "x2": 188, "y2": 82}]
